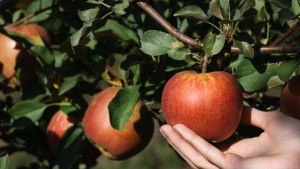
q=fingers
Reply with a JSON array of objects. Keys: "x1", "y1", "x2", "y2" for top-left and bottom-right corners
[
  {"x1": 173, "y1": 124, "x2": 227, "y2": 169},
  {"x1": 241, "y1": 106, "x2": 279, "y2": 130},
  {"x1": 160, "y1": 125, "x2": 218, "y2": 169}
]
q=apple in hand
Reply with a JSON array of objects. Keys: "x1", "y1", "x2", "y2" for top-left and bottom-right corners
[
  {"x1": 82, "y1": 87, "x2": 154, "y2": 160},
  {"x1": 280, "y1": 75, "x2": 300, "y2": 120},
  {"x1": 0, "y1": 23, "x2": 50, "y2": 78},
  {"x1": 46, "y1": 111, "x2": 100, "y2": 162},
  {"x1": 161, "y1": 70, "x2": 243, "y2": 142}
]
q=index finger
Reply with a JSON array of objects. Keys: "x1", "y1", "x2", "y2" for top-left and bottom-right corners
[{"x1": 241, "y1": 106, "x2": 281, "y2": 130}]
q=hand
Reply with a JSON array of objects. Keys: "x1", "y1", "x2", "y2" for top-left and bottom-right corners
[{"x1": 160, "y1": 107, "x2": 300, "y2": 169}]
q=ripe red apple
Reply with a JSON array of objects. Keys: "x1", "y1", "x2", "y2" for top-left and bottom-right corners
[
  {"x1": 82, "y1": 87, "x2": 154, "y2": 160},
  {"x1": 280, "y1": 75, "x2": 300, "y2": 120},
  {"x1": 161, "y1": 70, "x2": 243, "y2": 142},
  {"x1": 0, "y1": 23, "x2": 50, "y2": 78},
  {"x1": 47, "y1": 111, "x2": 79, "y2": 154},
  {"x1": 46, "y1": 111, "x2": 100, "y2": 162}
]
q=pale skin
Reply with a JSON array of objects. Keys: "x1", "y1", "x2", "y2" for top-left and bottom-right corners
[{"x1": 160, "y1": 106, "x2": 300, "y2": 169}]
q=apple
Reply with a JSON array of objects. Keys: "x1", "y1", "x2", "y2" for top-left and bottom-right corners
[
  {"x1": 46, "y1": 110, "x2": 100, "y2": 162},
  {"x1": 82, "y1": 87, "x2": 154, "y2": 160},
  {"x1": 0, "y1": 23, "x2": 51, "y2": 78},
  {"x1": 161, "y1": 70, "x2": 243, "y2": 142},
  {"x1": 280, "y1": 75, "x2": 300, "y2": 120}
]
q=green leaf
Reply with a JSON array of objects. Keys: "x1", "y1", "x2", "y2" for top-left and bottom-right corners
[
  {"x1": 209, "y1": 0, "x2": 229, "y2": 20},
  {"x1": 53, "y1": 124, "x2": 85, "y2": 169},
  {"x1": 278, "y1": 9, "x2": 294, "y2": 25},
  {"x1": 9, "y1": 100, "x2": 47, "y2": 122},
  {"x1": 140, "y1": 30, "x2": 176, "y2": 56},
  {"x1": 277, "y1": 59, "x2": 300, "y2": 82},
  {"x1": 112, "y1": 0, "x2": 129, "y2": 15},
  {"x1": 78, "y1": 7, "x2": 100, "y2": 22},
  {"x1": 219, "y1": 0, "x2": 229, "y2": 19},
  {"x1": 109, "y1": 85, "x2": 141, "y2": 130},
  {"x1": 0, "y1": 154, "x2": 9, "y2": 169},
  {"x1": 167, "y1": 46, "x2": 190, "y2": 61},
  {"x1": 59, "y1": 75, "x2": 80, "y2": 96},
  {"x1": 70, "y1": 20, "x2": 95, "y2": 47},
  {"x1": 238, "y1": 0, "x2": 255, "y2": 16},
  {"x1": 267, "y1": 75, "x2": 285, "y2": 89},
  {"x1": 26, "y1": 0, "x2": 52, "y2": 22},
  {"x1": 203, "y1": 32, "x2": 225, "y2": 57},
  {"x1": 107, "y1": 54, "x2": 127, "y2": 80},
  {"x1": 291, "y1": 0, "x2": 300, "y2": 15},
  {"x1": 232, "y1": 9, "x2": 241, "y2": 21},
  {"x1": 30, "y1": 46, "x2": 54, "y2": 65},
  {"x1": 236, "y1": 58, "x2": 277, "y2": 92},
  {"x1": 270, "y1": 0, "x2": 291, "y2": 9},
  {"x1": 95, "y1": 19, "x2": 139, "y2": 43},
  {"x1": 210, "y1": 0, "x2": 224, "y2": 19},
  {"x1": 174, "y1": 5, "x2": 208, "y2": 21},
  {"x1": 129, "y1": 64, "x2": 140, "y2": 85},
  {"x1": 233, "y1": 39, "x2": 254, "y2": 59}
]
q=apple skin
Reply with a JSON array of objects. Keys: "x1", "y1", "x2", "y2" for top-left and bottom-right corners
[
  {"x1": 0, "y1": 24, "x2": 50, "y2": 78},
  {"x1": 46, "y1": 111, "x2": 100, "y2": 162},
  {"x1": 161, "y1": 71, "x2": 243, "y2": 142},
  {"x1": 46, "y1": 111, "x2": 80, "y2": 154},
  {"x1": 82, "y1": 87, "x2": 154, "y2": 160},
  {"x1": 280, "y1": 75, "x2": 300, "y2": 120}
]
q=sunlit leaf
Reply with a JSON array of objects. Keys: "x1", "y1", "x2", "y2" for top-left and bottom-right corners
[
  {"x1": 0, "y1": 154, "x2": 9, "y2": 169},
  {"x1": 78, "y1": 7, "x2": 100, "y2": 22},
  {"x1": 203, "y1": 32, "x2": 225, "y2": 57},
  {"x1": 112, "y1": 0, "x2": 129, "y2": 15},
  {"x1": 277, "y1": 59, "x2": 300, "y2": 82},
  {"x1": 174, "y1": 5, "x2": 208, "y2": 21},
  {"x1": 236, "y1": 58, "x2": 277, "y2": 92},
  {"x1": 9, "y1": 100, "x2": 47, "y2": 122},
  {"x1": 140, "y1": 30, "x2": 176, "y2": 56}
]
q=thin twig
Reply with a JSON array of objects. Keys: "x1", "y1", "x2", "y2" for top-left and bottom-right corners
[
  {"x1": 271, "y1": 22, "x2": 300, "y2": 46},
  {"x1": 136, "y1": 1, "x2": 203, "y2": 49},
  {"x1": 4, "y1": 2, "x2": 65, "y2": 30},
  {"x1": 136, "y1": 1, "x2": 300, "y2": 54}
]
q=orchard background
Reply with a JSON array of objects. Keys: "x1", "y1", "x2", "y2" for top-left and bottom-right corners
[{"x1": 0, "y1": 0, "x2": 300, "y2": 168}]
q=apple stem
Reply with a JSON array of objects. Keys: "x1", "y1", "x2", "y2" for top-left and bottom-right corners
[{"x1": 201, "y1": 55, "x2": 208, "y2": 73}]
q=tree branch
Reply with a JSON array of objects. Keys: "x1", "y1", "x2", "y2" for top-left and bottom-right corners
[
  {"x1": 136, "y1": 1, "x2": 203, "y2": 49},
  {"x1": 136, "y1": 1, "x2": 300, "y2": 54},
  {"x1": 271, "y1": 22, "x2": 300, "y2": 46}
]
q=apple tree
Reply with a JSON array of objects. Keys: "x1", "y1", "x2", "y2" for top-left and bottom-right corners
[{"x1": 0, "y1": 0, "x2": 300, "y2": 168}]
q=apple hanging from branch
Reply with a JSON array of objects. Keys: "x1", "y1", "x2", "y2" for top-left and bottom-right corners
[
  {"x1": 280, "y1": 75, "x2": 300, "y2": 120},
  {"x1": 82, "y1": 87, "x2": 154, "y2": 160},
  {"x1": 46, "y1": 110, "x2": 100, "y2": 163},
  {"x1": 161, "y1": 70, "x2": 243, "y2": 142},
  {"x1": 0, "y1": 23, "x2": 51, "y2": 78}
]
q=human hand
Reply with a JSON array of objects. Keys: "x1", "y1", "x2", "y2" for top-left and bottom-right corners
[{"x1": 160, "y1": 107, "x2": 300, "y2": 169}]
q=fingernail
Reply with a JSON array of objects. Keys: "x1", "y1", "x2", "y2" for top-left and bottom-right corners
[{"x1": 160, "y1": 127, "x2": 168, "y2": 139}]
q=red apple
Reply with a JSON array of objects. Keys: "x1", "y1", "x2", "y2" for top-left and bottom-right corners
[
  {"x1": 46, "y1": 111, "x2": 79, "y2": 154},
  {"x1": 161, "y1": 70, "x2": 243, "y2": 142},
  {"x1": 0, "y1": 23, "x2": 50, "y2": 78},
  {"x1": 46, "y1": 111, "x2": 100, "y2": 162},
  {"x1": 280, "y1": 75, "x2": 300, "y2": 120},
  {"x1": 82, "y1": 87, "x2": 154, "y2": 160}
]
